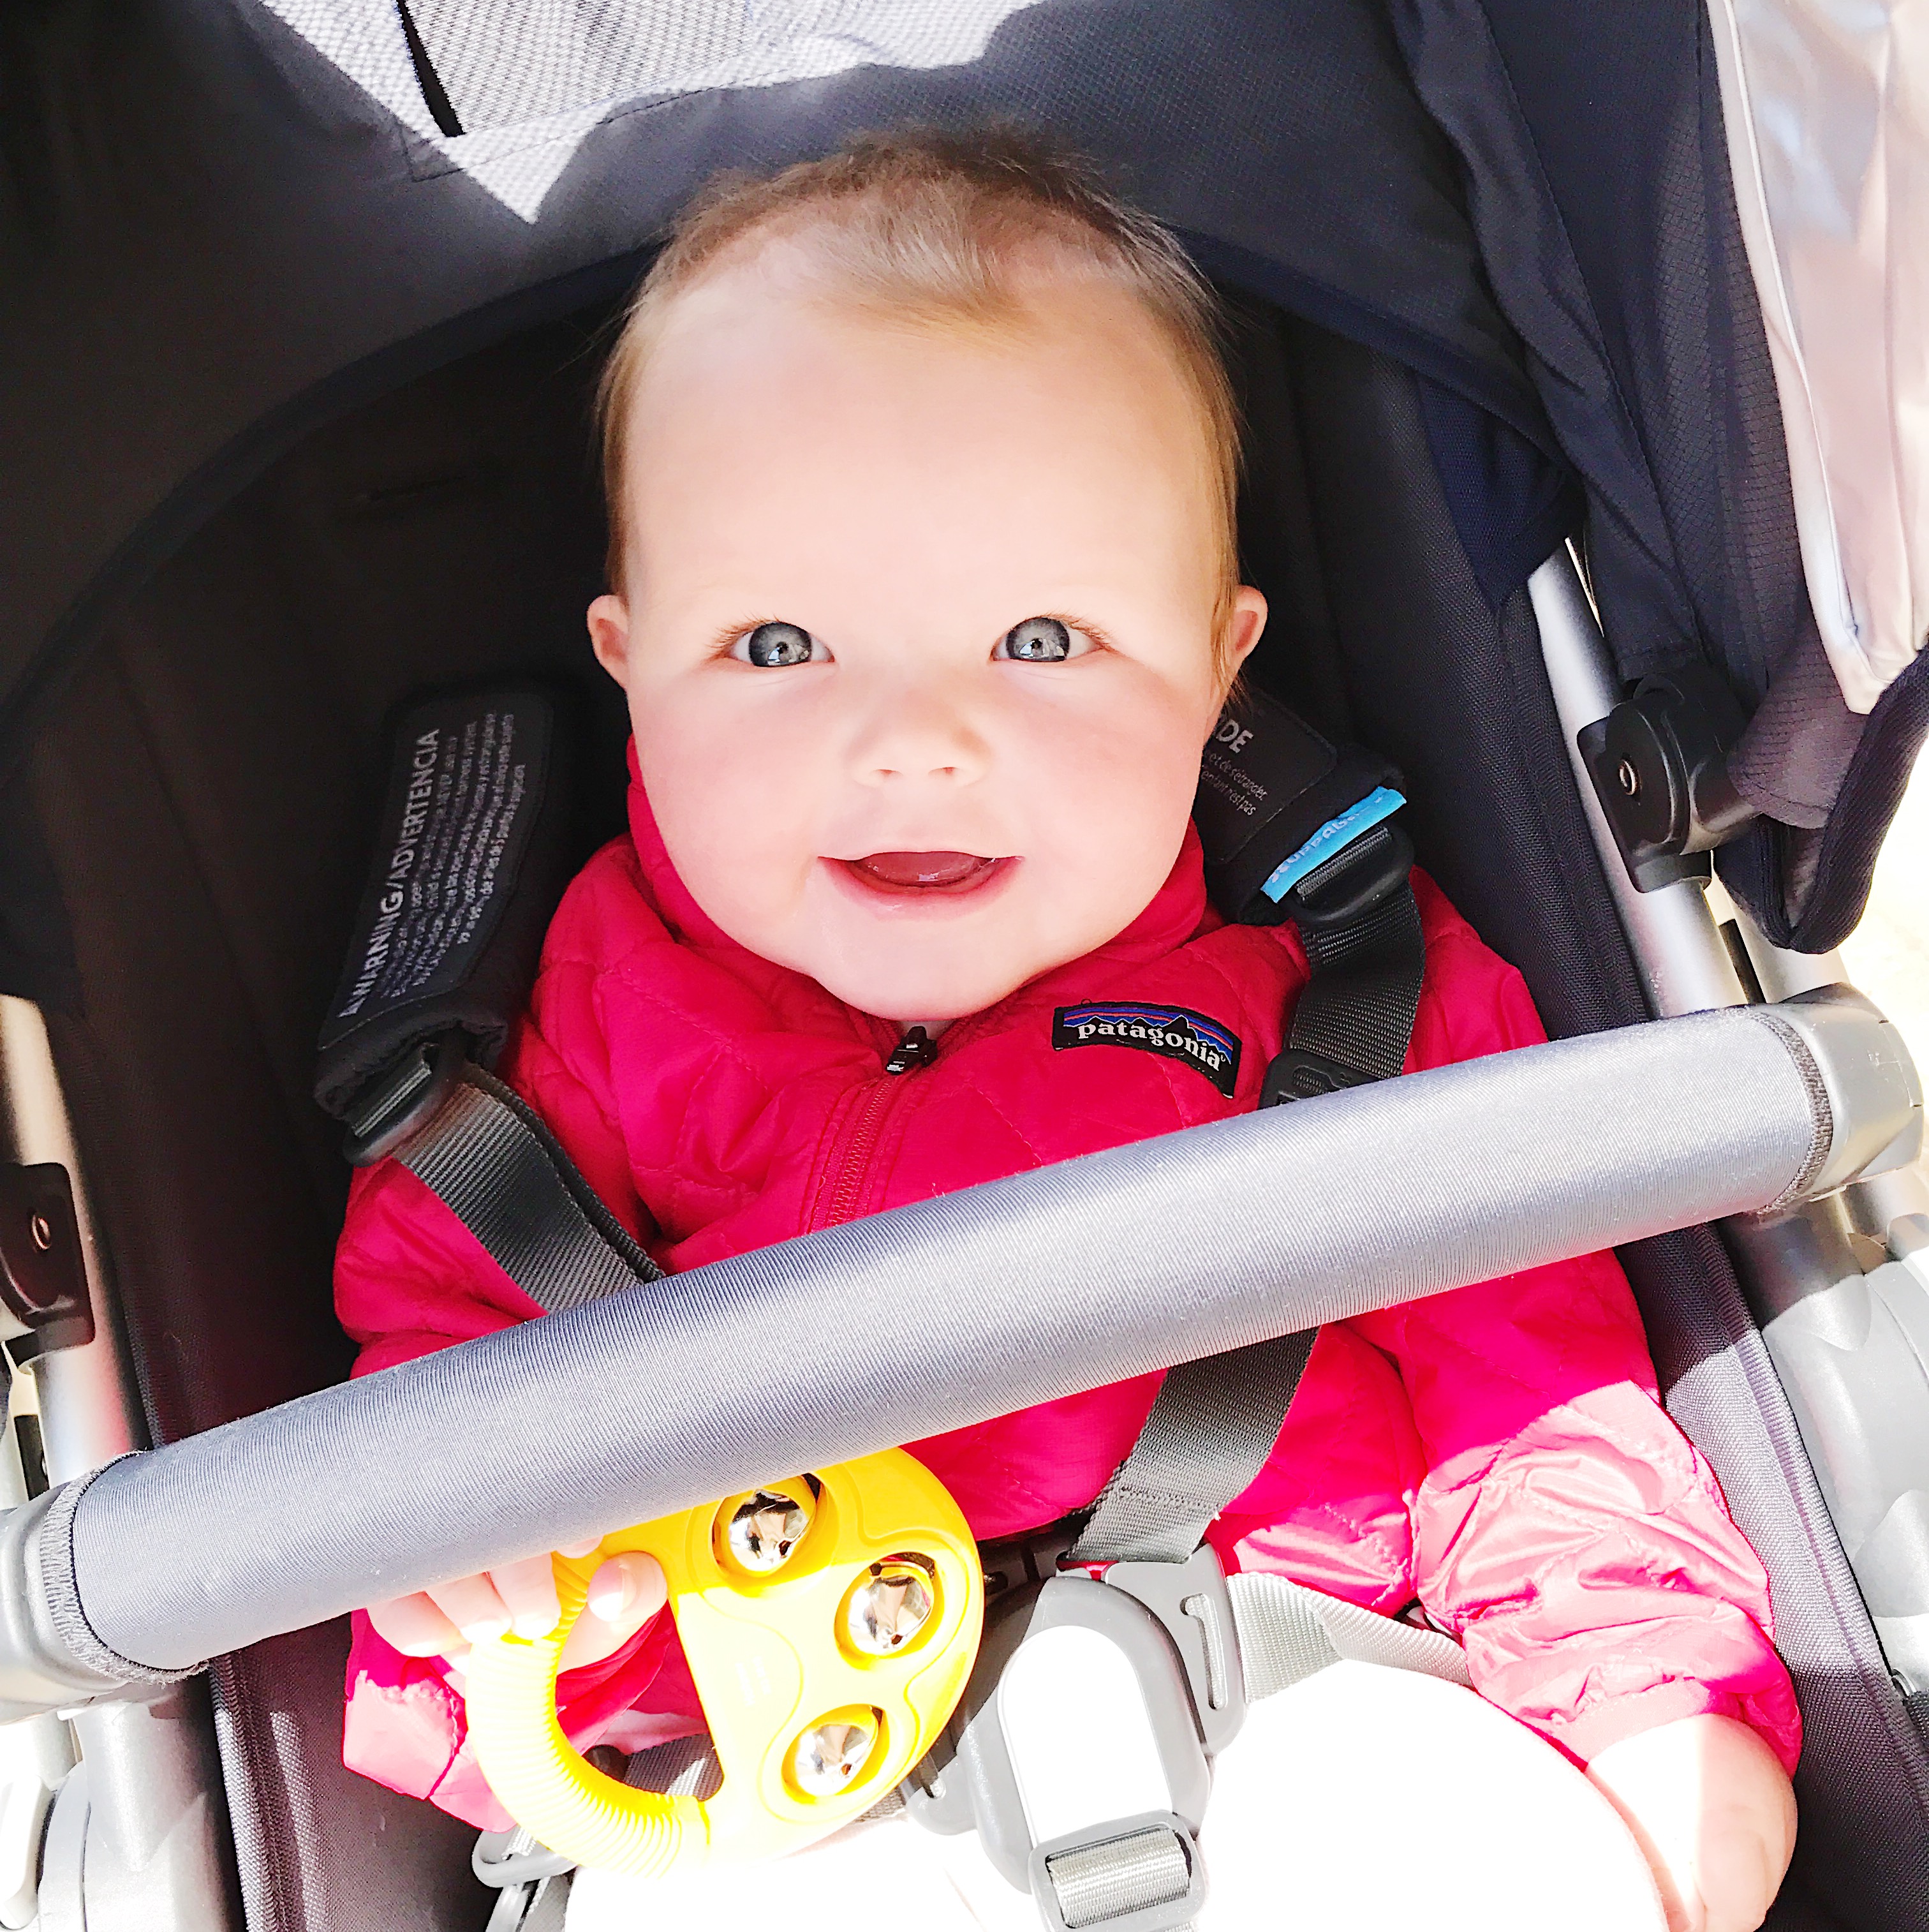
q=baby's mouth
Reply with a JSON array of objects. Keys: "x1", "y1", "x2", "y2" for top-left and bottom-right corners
[{"x1": 839, "y1": 851, "x2": 1010, "y2": 896}]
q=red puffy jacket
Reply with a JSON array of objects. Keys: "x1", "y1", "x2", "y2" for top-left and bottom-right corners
[{"x1": 336, "y1": 757, "x2": 1799, "y2": 1829}]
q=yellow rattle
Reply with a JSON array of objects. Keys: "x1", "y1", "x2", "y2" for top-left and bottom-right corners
[{"x1": 462, "y1": 1449, "x2": 984, "y2": 1875}]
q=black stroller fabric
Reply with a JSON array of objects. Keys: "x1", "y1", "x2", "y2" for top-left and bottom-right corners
[{"x1": 1, "y1": 4, "x2": 1926, "y2": 1929}]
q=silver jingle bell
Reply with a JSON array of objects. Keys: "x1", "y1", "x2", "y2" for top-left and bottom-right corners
[
  {"x1": 788, "y1": 1712, "x2": 880, "y2": 1797},
  {"x1": 842, "y1": 1560, "x2": 936, "y2": 1656},
  {"x1": 725, "y1": 1488, "x2": 812, "y2": 1573}
]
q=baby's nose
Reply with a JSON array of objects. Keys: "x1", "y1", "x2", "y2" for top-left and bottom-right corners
[
  {"x1": 875, "y1": 754, "x2": 966, "y2": 780},
  {"x1": 853, "y1": 687, "x2": 990, "y2": 785}
]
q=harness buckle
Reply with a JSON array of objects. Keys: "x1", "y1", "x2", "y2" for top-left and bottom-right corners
[
  {"x1": 908, "y1": 1543, "x2": 1242, "y2": 1925},
  {"x1": 1278, "y1": 818, "x2": 1414, "y2": 933},
  {"x1": 1102, "y1": 1543, "x2": 1247, "y2": 1758},
  {"x1": 341, "y1": 1030, "x2": 468, "y2": 1166},
  {"x1": 1260, "y1": 1046, "x2": 1373, "y2": 1107},
  {"x1": 1031, "y1": 1812, "x2": 1206, "y2": 1931}
]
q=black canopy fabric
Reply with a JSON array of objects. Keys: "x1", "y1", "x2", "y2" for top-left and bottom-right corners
[
  {"x1": 0, "y1": 0, "x2": 1920, "y2": 967},
  {"x1": 1413, "y1": 0, "x2": 1929, "y2": 951}
]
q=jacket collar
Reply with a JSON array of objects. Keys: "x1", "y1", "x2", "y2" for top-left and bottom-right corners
[{"x1": 625, "y1": 740, "x2": 1220, "y2": 1002}]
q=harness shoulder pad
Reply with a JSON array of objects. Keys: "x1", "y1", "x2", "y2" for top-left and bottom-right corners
[
  {"x1": 1194, "y1": 686, "x2": 1406, "y2": 928},
  {"x1": 314, "y1": 681, "x2": 575, "y2": 1126}
]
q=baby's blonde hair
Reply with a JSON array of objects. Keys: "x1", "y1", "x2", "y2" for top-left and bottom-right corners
[{"x1": 597, "y1": 127, "x2": 1245, "y2": 680}]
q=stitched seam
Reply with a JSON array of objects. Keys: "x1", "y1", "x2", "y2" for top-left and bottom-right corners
[
  {"x1": 1197, "y1": 947, "x2": 1282, "y2": 1064},
  {"x1": 1743, "y1": 1009, "x2": 1835, "y2": 1205},
  {"x1": 947, "y1": 1066, "x2": 1054, "y2": 1168},
  {"x1": 562, "y1": 959, "x2": 784, "y2": 1101}
]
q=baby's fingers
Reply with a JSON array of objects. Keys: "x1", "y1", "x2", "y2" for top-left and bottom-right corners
[
  {"x1": 487, "y1": 1552, "x2": 565, "y2": 1640},
  {"x1": 424, "y1": 1571, "x2": 514, "y2": 1642},
  {"x1": 587, "y1": 1552, "x2": 668, "y2": 1631},
  {"x1": 559, "y1": 1554, "x2": 668, "y2": 1672},
  {"x1": 367, "y1": 1591, "x2": 468, "y2": 1660}
]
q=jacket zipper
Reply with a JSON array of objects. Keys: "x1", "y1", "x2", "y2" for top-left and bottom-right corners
[{"x1": 821, "y1": 1026, "x2": 935, "y2": 1228}]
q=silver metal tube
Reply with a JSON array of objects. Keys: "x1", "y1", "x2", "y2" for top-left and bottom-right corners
[
  {"x1": 1526, "y1": 553, "x2": 1749, "y2": 1016},
  {"x1": 1530, "y1": 545, "x2": 1929, "y2": 1696},
  {"x1": 1711, "y1": 876, "x2": 1850, "y2": 1004},
  {"x1": 0, "y1": 999, "x2": 144, "y2": 1482},
  {"x1": 0, "y1": 1002, "x2": 232, "y2": 1930},
  {"x1": 0, "y1": 1376, "x2": 72, "y2": 1931},
  {"x1": 62, "y1": 1696, "x2": 235, "y2": 1932}
]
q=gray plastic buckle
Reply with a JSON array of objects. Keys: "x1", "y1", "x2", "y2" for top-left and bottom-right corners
[
  {"x1": 1031, "y1": 1811, "x2": 1206, "y2": 1932},
  {"x1": 1104, "y1": 1545, "x2": 1248, "y2": 1758},
  {"x1": 472, "y1": 1825, "x2": 572, "y2": 1888},
  {"x1": 906, "y1": 1570, "x2": 1218, "y2": 1919}
]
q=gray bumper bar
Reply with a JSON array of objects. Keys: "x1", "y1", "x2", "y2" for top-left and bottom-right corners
[{"x1": 3, "y1": 990, "x2": 1917, "y2": 1702}]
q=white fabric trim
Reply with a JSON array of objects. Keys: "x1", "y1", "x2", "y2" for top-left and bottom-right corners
[
  {"x1": 259, "y1": 1, "x2": 1047, "y2": 221},
  {"x1": 1709, "y1": 0, "x2": 1929, "y2": 713}
]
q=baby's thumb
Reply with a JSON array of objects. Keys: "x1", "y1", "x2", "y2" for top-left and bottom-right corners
[{"x1": 584, "y1": 1552, "x2": 668, "y2": 1631}]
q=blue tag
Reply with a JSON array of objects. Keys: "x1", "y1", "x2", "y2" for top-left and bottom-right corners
[{"x1": 1260, "y1": 786, "x2": 1406, "y2": 903}]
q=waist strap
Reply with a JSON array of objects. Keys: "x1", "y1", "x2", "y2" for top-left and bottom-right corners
[{"x1": 1229, "y1": 1570, "x2": 1470, "y2": 1695}]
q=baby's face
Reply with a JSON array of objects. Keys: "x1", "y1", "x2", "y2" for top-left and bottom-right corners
[{"x1": 589, "y1": 246, "x2": 1264, "y2": 1024}]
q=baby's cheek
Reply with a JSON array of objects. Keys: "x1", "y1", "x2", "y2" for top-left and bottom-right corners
[
  {"x1": 1014, "y1": 707, "x2": 1202, "y2": 937},
  {"x1": 1031, "y1": 836, "x2": 1171, "y2": 965},
  {"x1": 637, "y1": 710, "x2": 822, "y2": 943}
]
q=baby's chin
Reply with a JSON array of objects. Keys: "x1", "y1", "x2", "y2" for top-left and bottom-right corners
[
  {"x1": 740, "y1": 867, "x2": 1135, "y2": 1027},
  {"x1": 802, "y1": 908, "x2": 1069, "y2": 1027},
  {"x1": 809, "y1": 947, "x2": 1039, "y2": 1029}
]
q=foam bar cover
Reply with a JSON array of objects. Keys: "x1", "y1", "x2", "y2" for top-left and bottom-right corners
[{"x1": 64, "y1": 1005, "x2": 1831, "y2": 1671}]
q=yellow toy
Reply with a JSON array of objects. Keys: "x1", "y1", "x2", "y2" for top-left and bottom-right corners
[{"x1": 462, "y1": 1448, "x2": 984, "y2": 1876}]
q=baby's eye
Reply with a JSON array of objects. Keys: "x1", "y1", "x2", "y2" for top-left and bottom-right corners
[
  {"x1": 734, "y1": 621, "x2": 822, "y2": 668},
  {"x1": 996, "y1": 617, "x2": 1084, "y2": 663}
]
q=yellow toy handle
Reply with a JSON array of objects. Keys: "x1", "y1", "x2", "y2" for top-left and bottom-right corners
[{"x1": 462, "y1": 1449, "x2": 983, "y2": 1876}]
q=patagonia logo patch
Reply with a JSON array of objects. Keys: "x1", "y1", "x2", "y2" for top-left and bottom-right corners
[{"x1": 1052, "y1": 1002, "x2": 1243, "y2": 1097}]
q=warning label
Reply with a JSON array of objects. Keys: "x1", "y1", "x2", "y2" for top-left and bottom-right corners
[{"x1": 330, "y1": 697, "x2": 547, "y2": 1025}]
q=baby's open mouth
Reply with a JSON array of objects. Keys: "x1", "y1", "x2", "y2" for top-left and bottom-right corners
[{"x1": 840, "y1": 851, "x2": 1010, "y2": 896}]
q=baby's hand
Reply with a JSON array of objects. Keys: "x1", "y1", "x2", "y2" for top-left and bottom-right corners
[
  {"x1": 1586, "y1": 1714, "x2": 1796, "y2": 1932},
  {"x1": 366, "y1": 1540, "x2": 667, "y2": 1675}
]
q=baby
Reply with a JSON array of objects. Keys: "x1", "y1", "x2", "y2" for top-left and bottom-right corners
[{"x1": 338, "y1": 131, "x2": 1798, "y2": 1929}]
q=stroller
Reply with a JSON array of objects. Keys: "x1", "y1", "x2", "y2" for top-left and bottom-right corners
[{"x1": 1, "y1": 0, "x2": 1926, "y2": 1926}]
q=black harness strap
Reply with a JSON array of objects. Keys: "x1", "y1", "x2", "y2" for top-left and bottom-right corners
[
  {"x1": 1292, "y1": 884, "x2": 1426, "y2": 1083},
  {"x1": 1067, "y1": 1330, "x2": 1318, "y2": 1565},
  {"x1": 1262, "y1": 821, "x2": 1428, "y2": 1104},
  {"x1": 374, "y1": 1045, "x2": 663, "y2": 1312},
  {"x1": 314, "y1": 683, "x2": 667, "y2": 1317},
  {"x1": 1075, "y1": 694, "x2": 1428, "y2": 1568}
]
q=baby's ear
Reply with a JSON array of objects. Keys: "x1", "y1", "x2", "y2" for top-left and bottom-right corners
[
  {"x1": 586, "y1": 593, "x2": 633, "y2": 683},
  {"x1": 1220, "y1": 585, "x2": 1267, "y2": 688}
]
